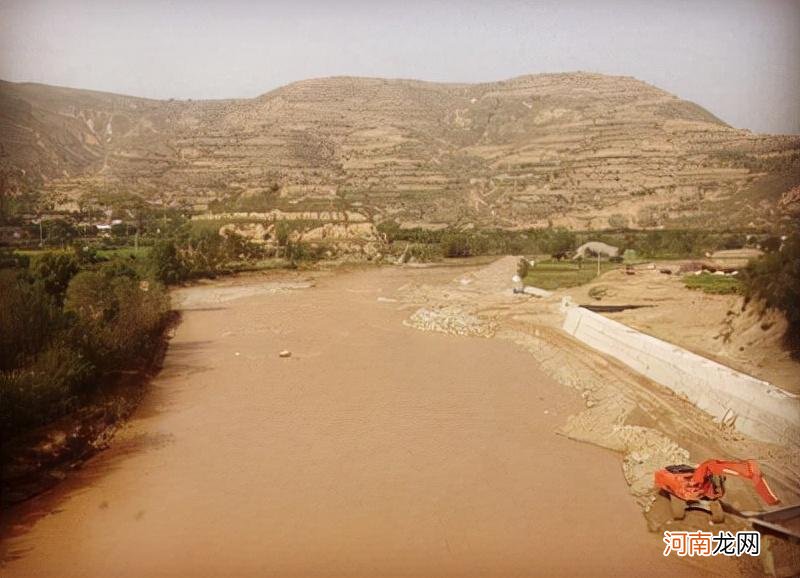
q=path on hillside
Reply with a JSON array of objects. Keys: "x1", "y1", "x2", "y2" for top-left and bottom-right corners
[{"x1": 0, "y1": 265, "x2": 734, "y2": 577}]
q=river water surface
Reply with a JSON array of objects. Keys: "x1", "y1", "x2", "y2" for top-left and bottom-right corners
[{"x1": 0, "y1": 265, "x2": 732, "y2": 577}]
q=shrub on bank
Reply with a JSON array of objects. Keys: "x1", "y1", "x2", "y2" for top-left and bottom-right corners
[
  {"x1": 0, "y1": 270, "x2": 65, "y2": 371},
  {"x1": 29, "y1": 252, "x2": 80, "y2": 301},
  {"x1": 0, "y1": 341, "x2": 92, "y2": 436},
  {"x1": 742, "y1": 233, "x2": 800, "y2": 357},
  {"x1": 407, "y1": 243, "x2": 443, "y2": 262},
  {"x1": 0, "y1": 255, "x2": 171, "y2": 440},
  {"x1": 517, "y1": 257, "x2": 530, "y2": 278},
  {"x1": 149, "y1": 239, "x2": 187, "y2": 284},
  {"x1": 147, "y1": 226, "x2": 272, "y2": 283},
  {"x1": 64, "y1": 271, "x2": 170, "y2": 369}
]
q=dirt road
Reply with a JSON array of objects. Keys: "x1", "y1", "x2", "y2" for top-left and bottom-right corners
[{"x1": 1, "y1": 265, "x2": 735, "y2": 577}]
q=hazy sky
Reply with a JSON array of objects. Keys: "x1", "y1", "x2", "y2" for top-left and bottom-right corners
[{"x1": 1, "y1": 0, "x2": 798, "y2": 134}]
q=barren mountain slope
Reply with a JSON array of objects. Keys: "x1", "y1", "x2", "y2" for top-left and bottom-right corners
[{"x1": 1, "y1": 73, "x2": 798, "y2": 228}]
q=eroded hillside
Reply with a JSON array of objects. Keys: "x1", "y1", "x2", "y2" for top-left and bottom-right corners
[{"x1": 1, "y1": 73, "x2": 798, "y2": 229}]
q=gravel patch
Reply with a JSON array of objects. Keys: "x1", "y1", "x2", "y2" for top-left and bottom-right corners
[{"x1": 404, "y1": 306, "x2": 496, "y2": 337}]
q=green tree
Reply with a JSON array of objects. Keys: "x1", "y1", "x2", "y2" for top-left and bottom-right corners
[
  {"x1": 440, "y1": 232, "x2": 472, "y2": 258},
  {"x1": 761, "y1": 236, "x2": 782, "y2": 253},
  {"x1": 0, "y1": 339, "x2": 92, "y2": 438},
  {"x1": 0, "y1": 270, "x2": 64, "y2": 370},
  {"x1": 29, "y1": 252, "x2": 80, "y2": 301},
  {"x1": 71, "y1": 243, "x2": 100, "y2": 265},
  {"x1": 377, "y1": 220, "x2": 401, "y2": 243},
  {"x1": 222, "y1": 230, "x2": 260, "y2": 261},
  {"x1": 43, "y1": 219, "x2": 78, "y2": 247},
  {"x1": 64, "y1": 271, "x2": 170, "y2": 367},
  {"x1": 541, "y1": 228, "x2": 576, "y2": 256},
  {"x1": 275, "y1": 221, "x2": 291, "y2": 248},
  {"x1": 148, "y1": 239, "x2": 186, "y2": 284},
  {"x1": 181, "y1": 228, "x2": 228, "y2": 274}
]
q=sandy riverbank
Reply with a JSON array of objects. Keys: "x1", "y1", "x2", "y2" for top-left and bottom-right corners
[{"x1": 565, "y1": 263, "x2": 799, "y2": 395}]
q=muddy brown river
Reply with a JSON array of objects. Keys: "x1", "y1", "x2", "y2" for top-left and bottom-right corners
[{"x1": 1, "y1": 265, "x2": 735, "y2": 577}]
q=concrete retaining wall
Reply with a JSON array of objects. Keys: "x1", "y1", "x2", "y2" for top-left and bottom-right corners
[{"x1": 562, "y1": 304, "x2": 800, "y2": 447}]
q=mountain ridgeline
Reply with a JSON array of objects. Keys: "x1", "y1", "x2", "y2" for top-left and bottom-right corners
[{"x1": 1, "y1": 73, "x2": 798, "y2": 229}]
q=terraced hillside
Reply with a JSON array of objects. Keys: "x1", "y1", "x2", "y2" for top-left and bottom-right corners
[{"x1": 1, "y1": 73, "x2": 798, "y2": 229}]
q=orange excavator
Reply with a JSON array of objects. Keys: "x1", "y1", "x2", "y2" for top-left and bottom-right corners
[{"x1": 655, "y1": 459, "x2": 780, "y2": 523}]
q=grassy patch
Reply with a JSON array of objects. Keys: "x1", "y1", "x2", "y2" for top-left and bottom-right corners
[
  {"x1": 15, "y1": 248, "x2": 70, "y2": 257},
  {"x1": 683, "y1": 273, "x2": 741, "y2": 295},
  {"x1": 96, "y1": 246, "x2": 151, "y2": 259},
  {"x1": 16, "y1": 246, "x2": 150, "y2": 259},
  {"x1": 523, "y1": 260, "x2": 620, "y2": 290}
]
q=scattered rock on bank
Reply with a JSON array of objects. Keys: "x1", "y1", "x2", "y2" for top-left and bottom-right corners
[{"x1": 404, "y1": 306, "x2": 496, "y2": 337}]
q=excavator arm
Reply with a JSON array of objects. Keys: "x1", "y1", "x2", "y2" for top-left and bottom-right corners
[{"x1": 691, "y1": 459, "x2": 780, "y2": 505}]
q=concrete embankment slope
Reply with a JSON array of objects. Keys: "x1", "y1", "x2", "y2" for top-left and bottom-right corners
[{"x1": 562, "y1": 304, "x2": 800, "y2": 447}]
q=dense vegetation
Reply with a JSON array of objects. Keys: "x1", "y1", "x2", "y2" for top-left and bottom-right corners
[
  {"x1": 378, "y1": 222, "x2": 773, "y2": 262},
  {"x1": 0, "y1": 248, "x2": 170, "y2": 439},
  {"x1": 146, "y1": 223, "x2": 321, "y2": 284},
  {"x1": 379, "y1": 224, "x2": 578, "y2": 261}
]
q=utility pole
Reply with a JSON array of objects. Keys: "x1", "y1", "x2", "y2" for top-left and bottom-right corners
[{"x1": 597, "y1": 252, "x2": 601, "y2": 276}]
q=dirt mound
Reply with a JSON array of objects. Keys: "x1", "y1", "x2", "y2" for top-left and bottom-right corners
[
  {"x1": 455, "y1": 255, "x2": 520, "y2": 293},
  {"x1": 713, "y1": 302, "x2": 796, "y2": 383}
]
